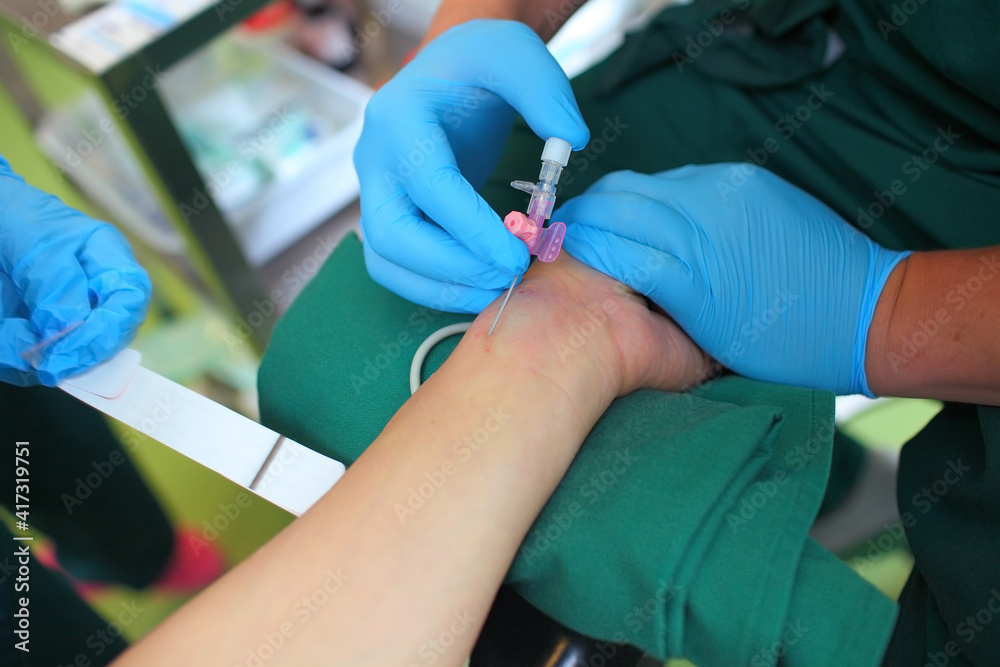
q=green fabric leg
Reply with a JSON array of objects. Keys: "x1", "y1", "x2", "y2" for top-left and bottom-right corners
[
  {"x1": 0, "y1": 521, "x2": 128, "y2": 666},
  {"x1": 0, "y1": 384, "x2": 173, "y2": 587},
  {"x1": 817, "y1": 430, "x2": 867, "y2": 518},
  {"x1": 882, "y1": 403, "x2": 1000, "y2": 667},
  {"x1": 781, "y1": 539, "x2": 897, "y2": 666},
  {"x1": 0, "y1": 385, "x2": 175, "y2": 664}
]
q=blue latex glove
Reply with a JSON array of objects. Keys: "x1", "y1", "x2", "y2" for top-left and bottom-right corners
[
  {"x1": 558, "y1": 165, "x2": 910, "y2": 396},
  {"x1": 354, "y1": 19, "x2": 590, "y2": 313},
  {"x1": 0, "y1": 155, "x2": 151, "y2": 386}
]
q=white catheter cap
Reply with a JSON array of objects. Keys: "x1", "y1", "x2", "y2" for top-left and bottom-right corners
[{"x1": 542, "y1": 137, "x2": 572, "y2": 167}]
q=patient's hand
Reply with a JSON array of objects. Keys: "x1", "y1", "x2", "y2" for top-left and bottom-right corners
[{"x1": 472, "y1": 250, "x2": 714, "y2": 404}]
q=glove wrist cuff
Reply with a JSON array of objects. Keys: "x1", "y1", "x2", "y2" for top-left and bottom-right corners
[{"x1": 853, "y1": 248, "x2": 911, "y2": 397}]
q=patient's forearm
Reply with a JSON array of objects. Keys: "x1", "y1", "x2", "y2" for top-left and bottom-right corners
[{"x1": 117, "y1": 284, "x2": 614, "y2": 665}]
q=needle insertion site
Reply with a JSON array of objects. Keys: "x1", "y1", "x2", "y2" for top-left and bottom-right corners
[{"x1": 488, "y1": 137, "x2": 573, "y2": 336}]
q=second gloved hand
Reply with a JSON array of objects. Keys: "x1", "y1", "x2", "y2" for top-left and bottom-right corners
[
  {"x1": 354, "y1": 19, "x2": 589, "y2": 313},
  {"x1": 557, "y1": 165, "x2": 909, "y2": 396},
  {"x1": 0, "y1": 156, "x2": 151, "y2": 386}
]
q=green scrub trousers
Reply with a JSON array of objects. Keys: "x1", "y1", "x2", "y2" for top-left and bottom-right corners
[{"x1": 0, "y1": 385, "x2": 175, "y2": 666}]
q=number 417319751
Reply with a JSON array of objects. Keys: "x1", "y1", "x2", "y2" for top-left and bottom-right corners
[{"x1": 14, "y1": 442, "x2": 29, "y2": 526}]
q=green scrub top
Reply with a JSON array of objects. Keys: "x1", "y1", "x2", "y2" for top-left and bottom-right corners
[{"x1": 481, "y1": 0, "x2": 1000, "y2": 664}]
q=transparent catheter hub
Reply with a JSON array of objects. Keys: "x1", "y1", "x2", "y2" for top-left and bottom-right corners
[
  {"x1": 508, "y1": 137, "x2": 572, "y2": 263},
  {"x1": 504, "y1": 211, "x2": 565, "y2": 263}
]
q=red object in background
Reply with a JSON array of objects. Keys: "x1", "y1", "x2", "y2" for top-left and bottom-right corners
[
  {"x1": 243, "y1": 0, "x2": 297, "y2": 31},
  {"x1": 371, "y1": 46, "x2": 418, "y2": 90},
  {"x1": 33, "y1": 524, "x2": 226, "y2": 600},
  {"x1": 401, "y1": 46, "x2": 418, "y2": 66}
]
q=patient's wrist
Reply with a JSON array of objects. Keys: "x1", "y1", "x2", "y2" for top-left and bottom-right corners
[{"x1": 458, "y1": 265, "x2": 623, "y2": 422}]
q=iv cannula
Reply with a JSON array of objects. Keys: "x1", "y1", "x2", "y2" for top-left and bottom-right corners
[
  {"x1": 488, "y1": 276, "x2": 519, "y2": 335},
  {"x1": 488, "y1": 137, "x2": 572, "y2": 335}
]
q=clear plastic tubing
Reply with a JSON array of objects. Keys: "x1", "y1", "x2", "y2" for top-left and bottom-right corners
[{"x1": 525, "y1": 137, "x2": 572, "y2": 228}]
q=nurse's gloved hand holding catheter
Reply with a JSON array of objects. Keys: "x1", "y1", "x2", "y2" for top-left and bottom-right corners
[
  {"x1": 0, "y1": 155, "x2": 151, "y2": 387},
  {"x1": 353, "y1": 19, "x2": 589, "y2": 313},
  {"x1": 559, "y1": 165, "x2": 909, "y2": 396},
  {"x1": 558, "y1": 165, "x2": 1000, "y2": 406},
  {"x1": 348, "y1": 7, "x2": 1000, "y2": 409}
]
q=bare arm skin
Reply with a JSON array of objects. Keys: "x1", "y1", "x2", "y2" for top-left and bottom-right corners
[
  {"x1": 115, "y1": 253, "x2": 710, "y2": 666},
  {"x1": 866, "y1": 246, "x2": 1000, "y2": 405},
  {"x1": 422, "y1": 0, "x2": 587, "y2": 46}
]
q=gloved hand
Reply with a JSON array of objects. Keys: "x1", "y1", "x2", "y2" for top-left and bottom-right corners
[
  {"x1": 0, "y1": 155, "x2": 151, "y2": 386},
  {"x1": 557, "y1": 164, "x2": 910, "y2": 396},
  {"x1": 354, "y1": 19, "x2": 589, "y2": 313}
]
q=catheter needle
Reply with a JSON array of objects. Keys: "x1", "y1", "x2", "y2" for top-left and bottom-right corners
[
  {"x1": 488, "y1": 275, "x2": 519, "y2": 336},
  {"x1": 21, "y1": 321, "x2": 84, "y2": 366}
]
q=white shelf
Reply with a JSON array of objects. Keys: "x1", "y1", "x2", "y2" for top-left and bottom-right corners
[
  {"x1": 159, "y1": 35, "x2": 372, "y2": 266},
  {"x1": 50, "y1": 0, "x2": 218, "y2": 73},
  {"x1": 36, "y1": 32, "x2": 371, "y2": 271}
]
